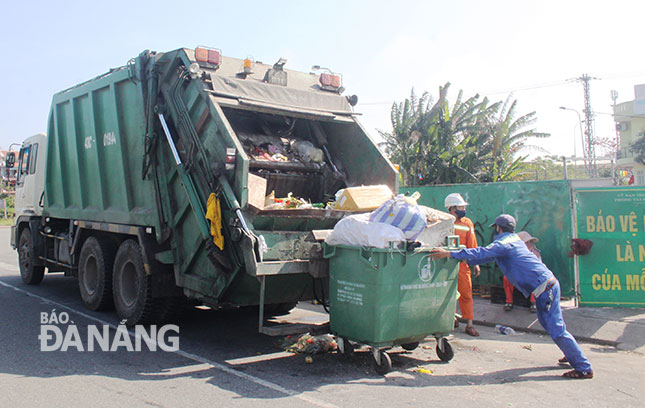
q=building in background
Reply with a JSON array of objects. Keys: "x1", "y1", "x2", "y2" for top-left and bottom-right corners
[
  {"x1": 614, "y1": 84, "x2": 645, "y2": 185},
  {"x1": 0, "y1": 150, "x2": 18, "y2": 193}
]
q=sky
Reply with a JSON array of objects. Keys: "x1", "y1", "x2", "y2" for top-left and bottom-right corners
[{"x1": 1, "y1": 0, "x2": 645, "y2": 160}]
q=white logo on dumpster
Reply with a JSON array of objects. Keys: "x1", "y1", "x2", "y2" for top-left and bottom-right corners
[{"x1": 418, "y1": 255, "x2": 435, "y2": 282}]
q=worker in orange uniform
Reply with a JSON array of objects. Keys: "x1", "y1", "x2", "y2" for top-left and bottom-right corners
[{"x1": 444, "y1": 193, "x2": 480, "y2": 337}]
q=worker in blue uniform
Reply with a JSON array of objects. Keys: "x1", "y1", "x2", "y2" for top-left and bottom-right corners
[{"x1": 430, "y1": 214, "x2": 593, "y2": 379}]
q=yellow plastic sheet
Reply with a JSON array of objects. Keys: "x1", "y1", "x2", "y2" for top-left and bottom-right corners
[{"x1": 205, "y1": 193, "x2": 224, "y2": 250}]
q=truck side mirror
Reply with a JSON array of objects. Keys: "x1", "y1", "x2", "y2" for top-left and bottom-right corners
[{"x1": 5, "y1": 152, "x2": 15, "y2": 168}]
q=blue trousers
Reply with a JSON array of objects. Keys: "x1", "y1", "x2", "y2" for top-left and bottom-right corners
[{"x1": 535, "y1": 281, "x2": 593, "y2": 373}]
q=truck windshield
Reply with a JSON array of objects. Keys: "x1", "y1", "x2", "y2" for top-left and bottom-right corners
[{"x1": 17, "y1": 145, "x2": 31, "y2": 185}]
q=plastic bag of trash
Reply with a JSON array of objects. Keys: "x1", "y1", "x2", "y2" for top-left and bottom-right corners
[
  {"x1": 291, "y1": 140, "x2": 324, "y2": 163},
  {"x1": 325, "y1": 213, "x2": 406, "y2": 248},
  {"x1": 369, "y1": 193, "x2": 426, "y2": 241}
]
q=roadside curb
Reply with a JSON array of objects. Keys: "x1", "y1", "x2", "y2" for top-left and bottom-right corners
[{"x1": 460, "y1": 317, "x2": 619, "y2": 347}]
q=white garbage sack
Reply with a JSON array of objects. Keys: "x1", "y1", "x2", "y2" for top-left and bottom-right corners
[
  {"x1": 415, "y1": 206, "x2": 456, "y2": 247},
  {"x1": 369, "y1": 193, "x2": 426, "y2": 241},
  {"x1": 325, "y1": 213, "x2": 406, "y2": 248}
]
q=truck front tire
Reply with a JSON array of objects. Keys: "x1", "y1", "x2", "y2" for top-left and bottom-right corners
[
  {"x1": 78, "y1": 237, "x2": 116, "y2": 311},
  {"x1": 18, "y1": 228, "x2": 44, "y2": 285},
  {"x1": 112, "y1": 240, "x2": 155, "y2": 325}
]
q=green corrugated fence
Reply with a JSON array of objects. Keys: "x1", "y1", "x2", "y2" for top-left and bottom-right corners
[{"x1": 403, "y1": 180, "x2": 575, "y2": 297}]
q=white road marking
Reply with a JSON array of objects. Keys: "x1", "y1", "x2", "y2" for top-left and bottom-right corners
[
  {"x1": 225, "y1": 351, "x2": 295, "y2": 365},
  {"x1": 0, "y1": 275, "x2": 337, "y2": 408}
]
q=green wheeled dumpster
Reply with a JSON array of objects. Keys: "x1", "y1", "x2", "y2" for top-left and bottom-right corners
[{"x1": 323, "y1": 243, "x2": 460, "y2": 374}]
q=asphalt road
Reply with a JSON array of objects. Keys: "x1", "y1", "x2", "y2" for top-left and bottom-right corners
[{"x1": 0, "y1": 227, "x2": 643, "y2": 407}]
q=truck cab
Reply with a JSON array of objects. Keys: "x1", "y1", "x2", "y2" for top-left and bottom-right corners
[{"x1": 12, "y1": 133, "x2": 47, "y2": 247}]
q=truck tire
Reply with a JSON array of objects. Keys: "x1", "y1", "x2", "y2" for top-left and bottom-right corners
[
  {"x1": 112, "y1": 240, "x2": 155, "y2": 325},
  {"x1": 18, "y1": 228, "x2": 45, "y2": 285},
  {"x1": 78, "y1": 237, "x2": 116, "y2": 311}
]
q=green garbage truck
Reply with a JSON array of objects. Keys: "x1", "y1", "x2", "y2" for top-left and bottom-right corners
[{"x1": 11, "y1": 46, "x2": 398, "y2": 328}]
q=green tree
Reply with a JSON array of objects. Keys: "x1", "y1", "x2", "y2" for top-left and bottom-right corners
[
  {"x1": 478, "y1": 96, "x2": 550, "y2": 182},
  {"x1": 421, "y1": 86, "x2": 498, "y2": 184},
  {"x1": 631, "y1": 130, "x2": 645, "y2": 165},
  {"x1": 380, "y1": 83, "x2": 498, "y2": 185},
  {"x1": 380, "y1": 85, "x2": 549, "y2": 186},
  {"x1": 379, "y1": 89, "x2": 433, "y2": 185}
]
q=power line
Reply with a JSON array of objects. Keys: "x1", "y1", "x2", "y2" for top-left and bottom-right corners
[
  {"x1": 361, "y1": 71, "x2": 645, "y2": 106},
  {"x1": 598, "y1": 71, "x2": 645, "y2": 80},
  {"x1": 482, "y1": 80, "x2": 571, "y2": 95},
  {"x1": 479, "y1": 71, "x2": 645, "y2": 96}
]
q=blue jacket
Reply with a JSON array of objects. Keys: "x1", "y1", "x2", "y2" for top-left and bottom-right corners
[{"x1": 450, "y1": 232, "x2": 554, "y2": 297}]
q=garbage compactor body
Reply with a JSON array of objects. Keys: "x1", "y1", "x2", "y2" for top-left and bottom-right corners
[
  {"x1": 324, "y1": 244, "x2": 460, "y2": 348},
  {"x1": 11, "y1": 47, "x2": 398, "y2": 325}
]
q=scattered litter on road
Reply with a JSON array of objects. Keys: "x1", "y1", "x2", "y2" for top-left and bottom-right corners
[
  {"x1": 413, "y1": 367, "x2": 433, "y2": 375},
  {"x1": 522, "y1": 344, "x2": 532, "y2": 351},
  {"x1": 496, "y1": 324, "x2": 516, "y2": 335},
  {"x1": 280, "y1": 333, "x2": 337, "y2": 355}
]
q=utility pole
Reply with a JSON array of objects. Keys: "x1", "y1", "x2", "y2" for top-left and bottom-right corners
[
  {"x1": 569, "y1": 74, "x2": 599, "y2": 177},
  {"x1": 611, "y1": 90, "x2": 619, "y2": 185},
  {"x1": 611, "y1": 90, "x2": 620, "y2": 158}
]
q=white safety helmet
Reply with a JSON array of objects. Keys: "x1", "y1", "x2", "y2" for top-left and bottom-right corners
[{"x1": 444, "y1": 193, "x2": 468, "y2": 208}]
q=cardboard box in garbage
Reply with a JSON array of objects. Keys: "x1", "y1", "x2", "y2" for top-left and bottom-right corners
[
  {"x1": 416, "y1": 206, "x2": 456, "y2": 247},
  {"x1": 247, "y1": 173, "x2": 268, "y2": 210},
  {"x1": 332, "y1": 185, "x2": 393, "y2": 212}
]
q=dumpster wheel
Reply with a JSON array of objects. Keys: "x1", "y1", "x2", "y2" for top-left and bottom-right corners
[
  {"x1": 401, "y1": 342, "x2": 419, "y2": 351},
  {"x1": 337, "y1": 337, "x2": 354, "y2": 358},
  {"x1": 436, "y1": 338, "x2": 454, "y2": 362},
  {"x1": 372, "y1": 349, "x2": 392, "y2": 375}
]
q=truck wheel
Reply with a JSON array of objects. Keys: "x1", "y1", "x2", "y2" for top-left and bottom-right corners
[
  {"x1": 78, "y1": 237, "x2": 115, "y2": 311},
  {"x1": 18, "y1": 228, "x2": 44, "y2": 285},
  {"x1": 112, "y1": 240, "x2": 155, "y2": 325}
]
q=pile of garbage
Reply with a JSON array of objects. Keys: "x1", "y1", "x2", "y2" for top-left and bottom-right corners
[
  {"x1": 243, "y1": 138, "x2": 324, "y2": 164},
  {"x1": 251, "y1": 176, "x2": 454, "y2": 249},
  {"x1": 280, "y1": 333, "x2": 337, "y2": 355},
  {"x1": 262, "y1": 191, "x2": 328, "y2": 211},
  {"x1": 325, "y1": 191, "x2": 455, "y2": 248},
  {"x1": 258, "y1": 184, "x2": 395, "y2": 212}
]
